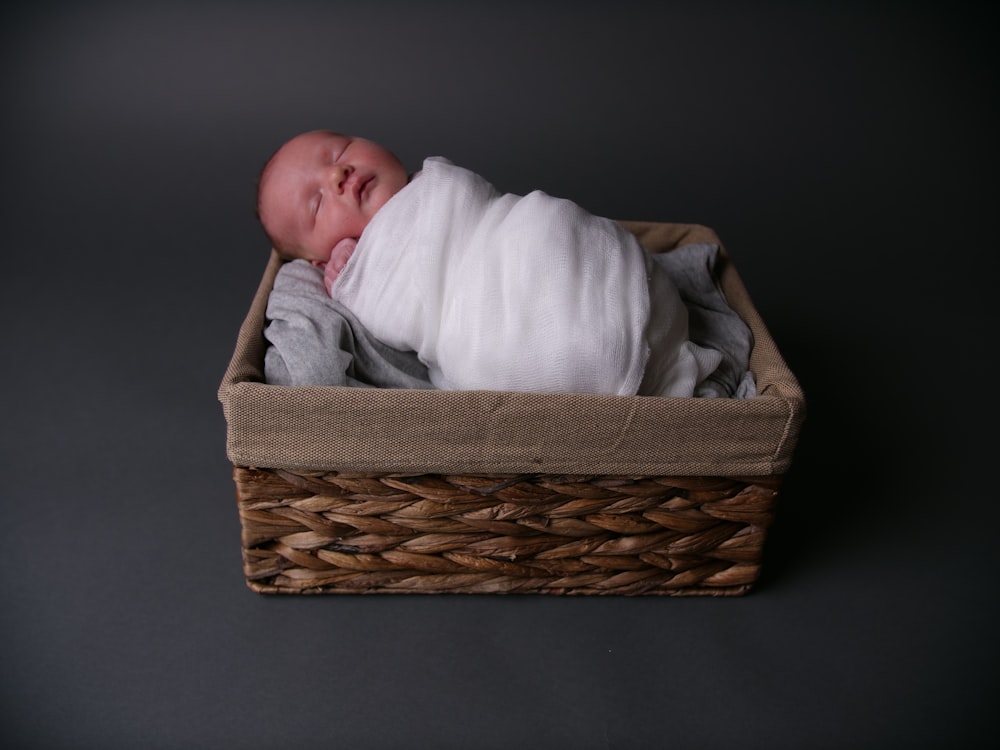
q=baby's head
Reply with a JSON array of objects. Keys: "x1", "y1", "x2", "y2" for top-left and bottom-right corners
[{"x1": 256, "y1": 130, "x2": 409, "y2": 264}]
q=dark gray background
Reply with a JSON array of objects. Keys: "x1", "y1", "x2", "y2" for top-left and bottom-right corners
[{"x1": 2, "y1": 2, "x2": 996, "y2": 748}]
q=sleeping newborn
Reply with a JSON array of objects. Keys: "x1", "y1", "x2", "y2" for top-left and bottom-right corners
[{"x1": 257, "y1": 130, "x2": 725, "y2": 396}]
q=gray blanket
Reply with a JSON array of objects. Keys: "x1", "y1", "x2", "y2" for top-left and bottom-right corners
[
  {"x1": 263, "y1": 243, "x2": 755, "y2": 398},
  {"x1": 264, "y1": 259, "x2": 433, "y2": 390}
]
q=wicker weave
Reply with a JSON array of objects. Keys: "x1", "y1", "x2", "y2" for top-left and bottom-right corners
[{"x1": 233, "y1": 466, "x2": 782, "y2": 596}]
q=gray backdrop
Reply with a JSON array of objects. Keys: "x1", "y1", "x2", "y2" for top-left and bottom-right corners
[{"x1": 2, "y1": 2, "x2": 996, "y2": 748}]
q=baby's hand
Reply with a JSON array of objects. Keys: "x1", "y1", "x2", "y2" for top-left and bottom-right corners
[{"x1": 323, "y1": 237, "x2": 358, "y2": 294}]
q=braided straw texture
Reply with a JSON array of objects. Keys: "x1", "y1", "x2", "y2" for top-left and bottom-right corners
[{"x1": 233, "y1": 467, "x2": 782, "y2": 596}]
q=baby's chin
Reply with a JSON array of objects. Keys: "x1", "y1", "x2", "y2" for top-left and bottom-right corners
[{"x1": 370, "y1": 173, "x2": 408, "y2": 211}]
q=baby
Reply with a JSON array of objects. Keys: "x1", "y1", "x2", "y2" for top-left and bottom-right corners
[
  {"x1": 258, "y1": 129, "x2": 729, "y2": 397},
  {"x1": 257, "y1": 130, "x2": 409, "y2": 287}
]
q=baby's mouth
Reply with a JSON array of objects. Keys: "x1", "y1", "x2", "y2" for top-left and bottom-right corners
[{"x1": 355, "y1": 175, "x2": 373, "y2": 203}]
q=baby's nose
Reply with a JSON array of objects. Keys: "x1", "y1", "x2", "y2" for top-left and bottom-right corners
[{"x1": 328, "y1": 164, "x2": 353, "y2": 193}]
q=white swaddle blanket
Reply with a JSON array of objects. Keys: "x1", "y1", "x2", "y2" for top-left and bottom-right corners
[{"x1": 328, "y1": 157, "x2": 721, "y2": 396}]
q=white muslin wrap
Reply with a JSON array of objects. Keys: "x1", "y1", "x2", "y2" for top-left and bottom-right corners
[{"x1": 328, "y1": 157, "x2": 720, "y2": 396}]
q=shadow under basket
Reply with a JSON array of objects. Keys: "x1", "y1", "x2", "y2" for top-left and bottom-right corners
[{"x1": 219, "y1": 222, "x2": 805, "y2": 596}]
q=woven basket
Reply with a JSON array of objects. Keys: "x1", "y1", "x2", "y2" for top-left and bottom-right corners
[{"x1": 220, "y1": 222, "x2": 805, "y2": 596}]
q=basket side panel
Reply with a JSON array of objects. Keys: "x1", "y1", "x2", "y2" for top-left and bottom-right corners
[{"x1": 232, "y1": 466, "x2": 782, "y2": 596}]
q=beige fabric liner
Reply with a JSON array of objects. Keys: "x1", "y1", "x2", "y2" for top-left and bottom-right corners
[{"x1": 219, "y1": 222, "x2": 805, "y2": 476}]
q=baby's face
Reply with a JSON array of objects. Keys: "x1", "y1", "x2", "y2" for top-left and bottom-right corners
[{"x1": 258, "y1": 130, "x2": 408, "y2": 263}]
